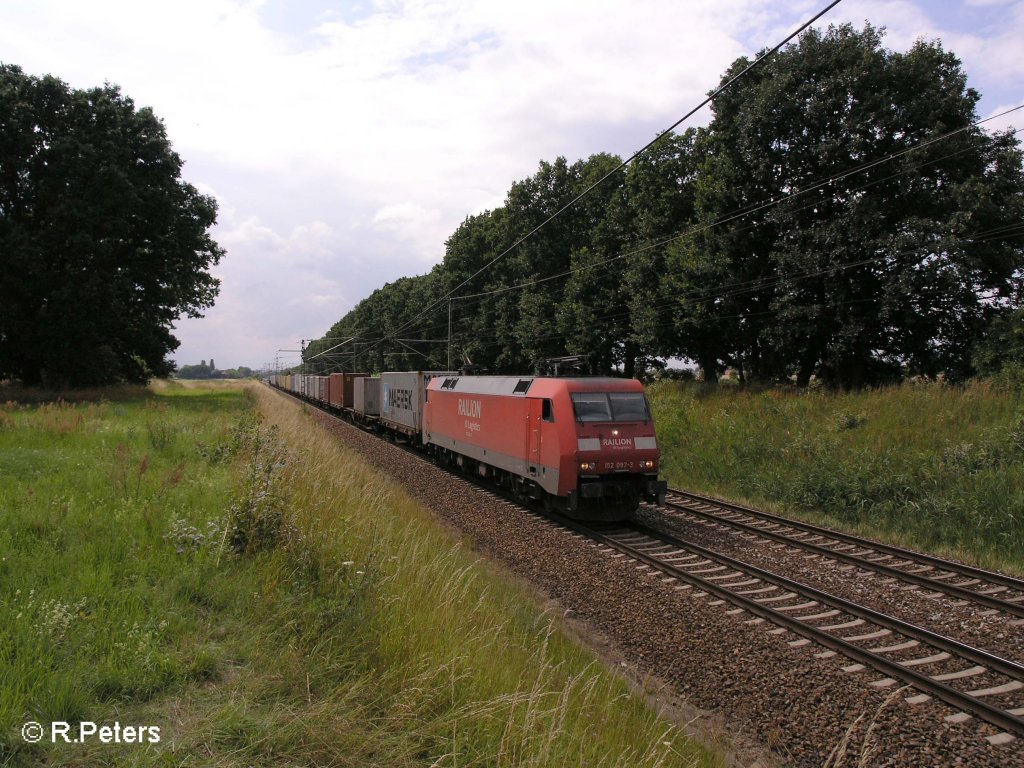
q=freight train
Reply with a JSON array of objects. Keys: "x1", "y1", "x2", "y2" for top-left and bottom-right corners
[{"x1": 268, "y1": 371, "x2": 667, "y2": 519}]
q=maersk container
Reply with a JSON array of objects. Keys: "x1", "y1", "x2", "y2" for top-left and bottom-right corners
[
  {"x1": 379, "y1": 370, "x2": 455, "y2": 440},
  {"x1": 354, "y1": 376, "x2": 381, "y2": 416}
]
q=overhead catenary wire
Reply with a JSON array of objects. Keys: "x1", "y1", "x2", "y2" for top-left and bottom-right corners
[
  {"x1": 296, "y1": 10, "x2": 1024, "y2": 373},
  {"x1": 317, "y1": 205, "x2": 1024, "y2": 372},
  {"x1": 466, "y1": 223, "x2": 1024, "y2": 350},
  {"x1": 329, "y1": 118, "x2": 1024, "y2": 358},
  {"x1": 313, "y1": 216, "x2": 1024, "y2": 372},
  {"x1": 318, "y1": 107, "x2": 1023, "y2": 372},
  {"x1": 373, "y1": 0, "x2": 847, "y2": 348},
  {"x1": 450, "y1": 109, "x2": 1024, "y2": 307}
]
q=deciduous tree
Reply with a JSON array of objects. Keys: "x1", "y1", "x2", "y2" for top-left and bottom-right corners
[
  {"x1": 679, "y1": 24, "x2": 1024, "y2": 387},
  {"x1": 0, "y1": 65, "x2": 224, "y2": 387}
]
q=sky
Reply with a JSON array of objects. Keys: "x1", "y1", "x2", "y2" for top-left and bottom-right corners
[{"x1": 2, "y1": 0, "x2": 1021, "y2": 371}]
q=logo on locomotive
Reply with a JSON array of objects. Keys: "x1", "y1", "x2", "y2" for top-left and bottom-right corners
[
  {"x1": 602, "y1": 437, "x2": 633, "y2": 449},
  {"x1": 457, "y1": 398, "x2": 482, "y2": 418}
]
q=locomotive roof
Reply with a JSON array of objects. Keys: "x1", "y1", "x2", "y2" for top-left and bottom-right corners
[{"x1": 428, "y1": 375, "x2": 643, "y2": 396}]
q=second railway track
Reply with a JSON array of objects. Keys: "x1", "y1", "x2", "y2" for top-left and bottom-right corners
[
  {"x1": 659, "y1": 488, "x2": 1024, "y2": 620},
  {"x1": 547, "y1": 512, "x2": 1024, "y2": 745}
]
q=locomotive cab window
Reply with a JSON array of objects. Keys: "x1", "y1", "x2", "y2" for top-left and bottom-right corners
[
  {"x1": 608, "y1": 392, "x2": 650, "y2": 422},
  {"x1": 571, "y1": 392, "x2": 650, "y2": 423},
  {"x1": 570, "y1": 392, "x2": 611, "y2": 422},
  {"x1": 542, "y1": 399, "x2": 554, "y2": 422}
]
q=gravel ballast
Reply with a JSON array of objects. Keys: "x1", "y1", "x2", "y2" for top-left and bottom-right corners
[
  {"x1": 636, "y1": 504, "x2": 1024, "y2": 667},
  {"x1": 297, "y1": 396, "x2": 1022, "y2": 768}
]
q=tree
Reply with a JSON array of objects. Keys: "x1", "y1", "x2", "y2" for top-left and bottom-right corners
[
  {"x1": 177, "y1": 361, "x2": 215, "y2": 379},
  {"x1": 0, "y1": 65, "x2": 224, "y2": 387},
  {"x1": 973, "y1": 307, "x2": 1024, "y2": 376},
  {"x1": 677, "y1": 25, "x2": 1024, "y2": 387}
]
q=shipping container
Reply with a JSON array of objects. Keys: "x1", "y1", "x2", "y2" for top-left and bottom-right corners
[
  {"x1": 379, "y1": 371, "x2": 455, "y2": 440},
  {"x1": 354, "y1": 376, "x2": 381, "y2": 416},
  {"x1": 329, "y1": 372, "x2": 369, "y2": 409}
]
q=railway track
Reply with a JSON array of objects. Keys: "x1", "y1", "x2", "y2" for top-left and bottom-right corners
[
  {"x1": 546, "y1": 512, "x2": 1024, "y2": 745},
  {"x1": 659, "y1": 488, "x2": 1024, "y2": 620},
  {"x1": 276, "y1": 386, "x2": 1024, "y2": 748}
]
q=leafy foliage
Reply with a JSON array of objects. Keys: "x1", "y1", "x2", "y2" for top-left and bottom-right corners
[
  {"x1": 0, "y1": 65, "x2": 224, "y2": 387},
  {"x1": 177, "y1": 360, "x2": 253, "y2": 379},
  {"x1": 673, "y1": 24, "x2": 1024, "y2": 386},
  {"x1": 309, "y1": 26, "x2": 1024, "y2": 388}
]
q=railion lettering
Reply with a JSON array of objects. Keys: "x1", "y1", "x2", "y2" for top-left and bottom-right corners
[
  {"x1": 602, "y1": 437, "x2": 633, "y2": 448},
  {"x1": 458, "y1": 398, "x2": 482, "y2": 418}
]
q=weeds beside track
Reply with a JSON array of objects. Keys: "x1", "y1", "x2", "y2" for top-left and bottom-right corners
[{"x1": 649, "y1": 379, "x2": 1024, "y2": 576}]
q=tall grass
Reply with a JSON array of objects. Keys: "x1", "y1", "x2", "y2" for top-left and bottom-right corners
[
  {"x1": 0, "y1": 381, "x2": 720, "y2": 767},
  {"x1": 649, "y1": 379, "x2": 1024, "y2": 574},
  {"x1": 245, "y1": 384, "x2": 718, "y2": 767}
]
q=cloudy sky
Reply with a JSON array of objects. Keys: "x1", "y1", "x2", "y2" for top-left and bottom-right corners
[{"x1": 3, "y1": 0, "x2": 1021, "y2": 370}]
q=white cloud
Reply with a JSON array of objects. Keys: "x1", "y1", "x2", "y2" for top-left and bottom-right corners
[
  {"x1": 2, "y1": 0, "x2": 1019, "y2": 368},
  {"x1": 172, "y1": 204, "x2": 354, "y2": 368},
  {"x1": 983, "y1": 103, "x2": 1024, "y2": 134},
  {"x1": 824, "y1": 0, "x2": 1024, "y2": 95},
  {"x1": 372, "y1": 203, "x2": 441, "y2": 229}
]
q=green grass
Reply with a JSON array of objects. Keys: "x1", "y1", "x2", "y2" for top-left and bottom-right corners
[
  {"x1": 0, "y1": 381, "x2": 721, "y2": 767},
  {"x1": 649, "y1": 379, "x2": 1024, "y2": 574}
]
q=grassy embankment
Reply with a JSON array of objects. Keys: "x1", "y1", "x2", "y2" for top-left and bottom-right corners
[
  {"x1": 1, "y1": 380, "x2": 721, "y2": 767},
  {"x1": 649, "y1": 379, "x2": 1024, "y2": 575}
]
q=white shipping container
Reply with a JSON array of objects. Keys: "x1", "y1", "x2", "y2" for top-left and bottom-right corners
[{"x1": 354, "y1": 376, "x2": 381, "y2": 416}]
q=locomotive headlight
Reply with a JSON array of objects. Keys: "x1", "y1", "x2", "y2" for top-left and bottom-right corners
[
  {"x1": 579, "y1": 461, "x2": 597, "y2": 472},
  {"x1": 611, "y1": 429, "x2": 619, "y2": 436},
  {"x1": 641, "y1": 460, "x2": 656, "y2": 470}
]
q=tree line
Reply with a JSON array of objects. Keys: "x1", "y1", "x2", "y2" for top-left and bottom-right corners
[
  {"x1": 308, "y1": 25, "x2": 1024, "y2": 388},
  {"x1": 176, "y1": 360, "x2": 254, "y2": 380}
]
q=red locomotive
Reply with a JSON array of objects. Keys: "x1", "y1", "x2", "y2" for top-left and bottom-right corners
[{"x1": 423, "y1": 375, "x2": 667, "y2": 518}]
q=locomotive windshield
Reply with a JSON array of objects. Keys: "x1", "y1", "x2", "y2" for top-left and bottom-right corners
[{"x1": 571, "y1": 392, "x2": 650, "y2": 423}]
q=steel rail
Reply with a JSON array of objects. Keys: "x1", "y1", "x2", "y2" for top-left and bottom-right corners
[
  {"x1": 660, "y1": 492, "x2": 1024, "y2": 618},
  {"x1": 549, "y1": 512, "x2": 1024, "y2": 739},
  {"x1": 667, "y1": 488, "x2": 1024, "y2": 593},
  {"x1": 621, "y1": 521, "x2": 1024, "y2": 680}
]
